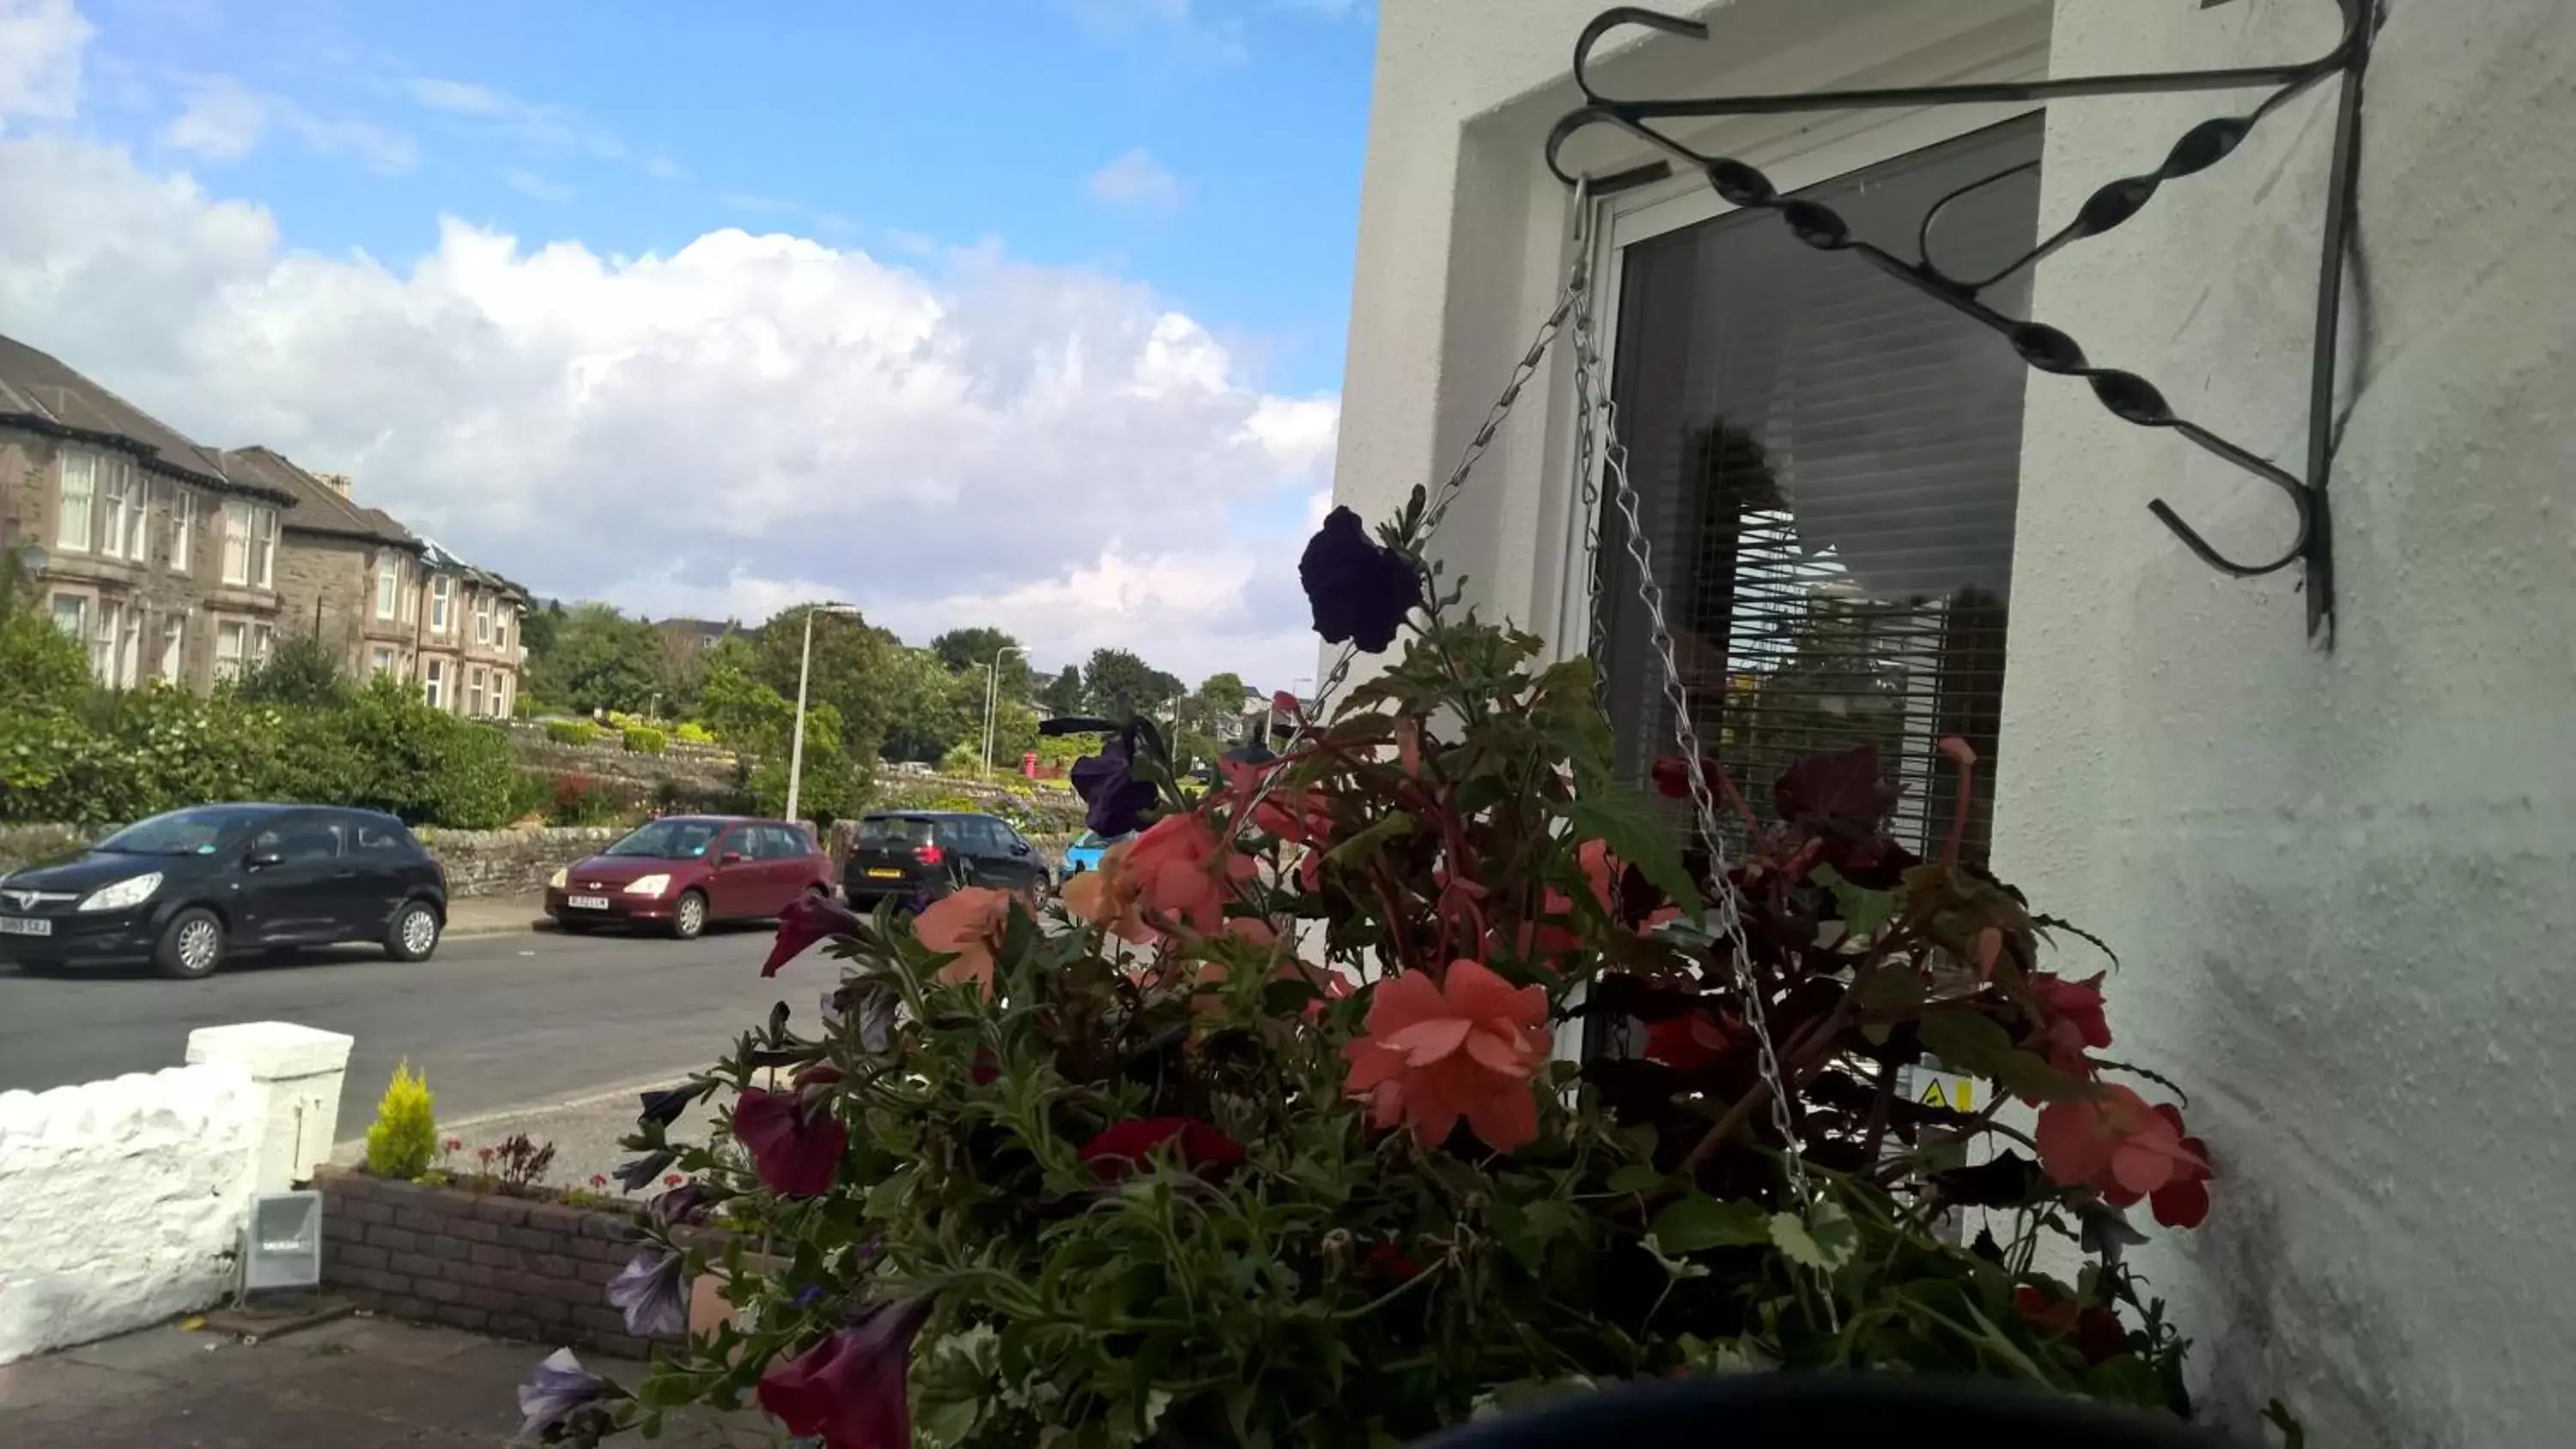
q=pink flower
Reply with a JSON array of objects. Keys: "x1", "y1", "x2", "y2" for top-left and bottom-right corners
[
  {"x1": 764, "y1": 893, "x2": 865, "y2": 978},
  {"x1": 911, "y1": 887, "x2": 1014, "y2": 991},
  {"x1": 732, "y1": 1071, "x2": 850, "y2": 1198},
  {"x1": 1122, "y1": 813, "x2": 1258, "y2": 938},
  {"x1": 1342, "y1": 959, "x2": 1551, "y2": 1153},
  {"x1": 2030, "y1": 971, "x2": 2112, "y2": 1071},
  {"x1": 756, "y1": 1297, "x2": 935, "y2": 1449},
  {"x1": 2036, "y1": 1085, "x2": 2208, "y2": 1202}
]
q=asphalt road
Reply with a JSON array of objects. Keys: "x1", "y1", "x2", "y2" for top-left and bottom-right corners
[{"x1": 0, "y1": 922, "x2": 843, "y2": 1132}]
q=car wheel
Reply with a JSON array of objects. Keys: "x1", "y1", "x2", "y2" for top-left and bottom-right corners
[
  {"x1": 155, "y1": 908, "x2": 226, "y2": 980},
  {"x1": 385, "y1": 900, "x2": 442, "y2": 962},
  {"x1": 671, "y1": 889, "x2": 708, "y2": 940}
]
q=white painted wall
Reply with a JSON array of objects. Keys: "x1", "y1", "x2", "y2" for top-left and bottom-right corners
[
  {"x1": 1993, "y1": 3, "x2": 2576, "y2": 1445},
  {"x1": 1340, "y1": 0, "x2": 2576, "y2": 1444},
  {"x1": 0, "y1": 1064, "x2": 259, "y2": 1365},
  {"x1": 0, "y1": 1022, "x2": 353, "y2": 1365}
]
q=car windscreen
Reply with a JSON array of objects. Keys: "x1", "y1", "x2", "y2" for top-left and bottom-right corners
[
  {"x1": 603, "y1": 819, "x2": 726, "y2": 858},
  {"x1": 855, "y1": 817, "x2": 937, "y2": 848},
  {"x1": 1072, "y1": 831, "x2": 1104, "y2": 850},
  {"x1": 93, "y1": 805, "x2": 277, "y2": 856}
]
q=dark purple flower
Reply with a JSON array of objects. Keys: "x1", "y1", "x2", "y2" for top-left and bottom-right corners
[
  {"x1": 605, "y1": 1247, "x2": 690, "y2": 1339},
  {"x1": 517, "y1": 1347, "x2": 611, "y2": 1441},
  {"x1": 613, "y1": 1149, "x2": 676, "y2": 1193},
  {"x1": 765, "y1": 894, "x2": 866, "y2": 978},
  {"x1": 732, "y1": 1082, "x2": 850, "y2": 1197},
  {"x1": 637, "y1": 1084, "x2": 701, "y2": 1130},
  {"x1": 756, "y1": 1296, "x2": 937, "y2": 1449},
  {"x1": 647, "y1": 1178, "x2": 717, "y2": 1229},
  {"x1": 1069, "y1": 734, "x2": 1158, "y2": 839},
  {"x1": 1300, "y1": 506, "x2": 1422, "y2": 653}
]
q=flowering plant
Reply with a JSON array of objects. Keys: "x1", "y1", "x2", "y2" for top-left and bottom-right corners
[{"x1": 528, "y1": 496, "x2": 2218, "y2": 1447}]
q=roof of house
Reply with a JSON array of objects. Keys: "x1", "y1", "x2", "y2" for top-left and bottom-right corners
[
  {"x1": 222, "y1": 446, "x2": 422, "y2": 549},
  {"x1": 416, "y1": 537, "x2": 532, "y2": 604},
  {"x1": 0, "y1": 334, "x2": 292, "y2": 504}
]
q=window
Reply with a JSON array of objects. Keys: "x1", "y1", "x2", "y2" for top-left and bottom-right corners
[
  {"x1": 423, "y1": 658, "x2": 445, "y2": 709},
  {"x1": 222, "y1": 502, "x2": 253, "y2": 584},
  {"x1": 375, "y1": 554, "x2": 400, "y2": 619},
  {"x1": 468, "y1": 666, "x2": 487, "y2": 717},
  {"x1": 251, "y1": 622, "x2": 274, "y2": 668},
  {"x1": 215, "y1": 621, "x2": 250, "y2": 682},
  {"x1": 348, "y1": 816, "x2": 416, "y2": 854},
  {"x1": 494, "y1": 605, "x2": 513, "y2": 652},
  {"x1": 430, "y1": 576, "x2": 453, "y2": 634},
  {"x1": 169, "y1": 488, "x2": 195, "y2": 573},
  {"x1": 92, "y1": 599, "x2": 141, "y2": 688},
  {"x1": 161, "y1": 618, "x2": 185, "y2": 682},
  {"x1": 51, "y1": 592, "x2": 88, "y2": 642},
  {"x1": 474, "y1": 595, "x2": 493, "y2": 646},
  {"x1": 1596, "y1": 118, "x2": 2041, "y2": 865},
  {"x1": 257, "y1": 507, "x2": 276, "y2": 588},
  {"x1": 98, "y1": 465, "x2": 149, "y2": 561},
  {"x1": 253, "y1": 818, "x2": 342, "y2": 862},
  {"x1": 371, "y1": 646, "x2": 398, "y2": 676},
  {"x1": 495, "y1": 673, "x2": 513, "y2": 718},
  {"x1": 57, "y1": 452, "x2": 95, "y2": 551}
]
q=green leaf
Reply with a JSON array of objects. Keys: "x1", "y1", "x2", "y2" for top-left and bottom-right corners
[
  {"x1": 1917, "y1": 1009, "x2": 2091, "y2": 1103},
  {"x1": 1649, "y1": 1193, "x2": 1771, "y2": 1253},
  {"x1": 1567, "y1": 789, "x2": 1704, "y2": 918},
  {"x1": 1606, "y1": 1163, "x2": 1663, "y2": 1196},
  {"x1": 1817, "y1": 865, "x2": 1899, "y2": 940},
  {"x1": 1326, "y1": 810, "x2": 1418, "y2": 867},
  {"x1": 1769, "y1": 1201, "x2": 1859, "y2": 1273}
]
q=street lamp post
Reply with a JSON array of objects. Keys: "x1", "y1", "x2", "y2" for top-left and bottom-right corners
[
  {"x1": 784, "y1": 601, "x2": 860, "y2": 824},
  {"x1": 979, "y1": 646, "x2": 1029, "y2": 779}
]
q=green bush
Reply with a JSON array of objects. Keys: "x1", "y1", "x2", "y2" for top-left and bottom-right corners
[
  {"x1": 938, "y1": 741, "x2": 982, "y2": 775},
  {"x1": 622, "y1": 724, "x2": 668, "y2": 755},
  {"x1": 230, "y1": 633, "x2": 349, "y2": 709},
  {"x1": 334, "y1": 677, "x2": 520, "y2": 828},
  {"x1": 544, "y1": 718, "x2": 603, "y2": 748},
  {"x1": 363, "y1": 1060, "x2": 438, "y2": 1179},
  {"x1": 674, "y1": 721, "x2": 715, "y2": 745}
]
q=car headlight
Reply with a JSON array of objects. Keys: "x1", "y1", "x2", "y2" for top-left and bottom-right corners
[
  {"x1": 624, "y1": 874, "x2": 671, "y2": 897},
  {"x1": 78, "y1": 873, "x2": 164, "y2": 912},
  {"x1": 548, "y1": 868, "x2": 568, "y2": 889}
]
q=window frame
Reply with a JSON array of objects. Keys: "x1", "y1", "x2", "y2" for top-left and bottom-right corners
[
  {"x1": 474, "y1": 594, "x2": 493, "y2": 646},
  {"x1": 221, "y1": 501, "x2": 254, "y2": 585},
  {"x1": 468, "y1": 666, "x2": 487, "y2": 717},
  {"x1": 214, "y1": 619, "x2": 250, "y2": 682},
  {"x1": 170, "y1": 487, "x2": 195, "y2": 573},
  {"x1": 161, "y1": 616, "x2": 186, "y2": 683},
  {"x1": 51, "y1": 591, "x2": 90, "y2": 644},
  {"x1": 375, "y1": 553, "x2": 401, "y2": 619},
  {"x1": 430, "y1": 575, "x2": 453, "y2": 634},
  {"x1": 423, "y1": 658, "x2": 447, "y2": 709}
]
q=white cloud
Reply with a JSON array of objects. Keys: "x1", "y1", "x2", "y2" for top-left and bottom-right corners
[
  {"x1": 502, "y1": 167, "x2": 574, "y2": 203},
  {"x1": 160, "y1": 72, "x2": 416, "y2": 173},
  {"x1": 404, "y1": 73, "x2": 632, "y2": 165},
  {"x1": 1087, "y1": 148, "x2": 1182, "y2": 210},
  {"x1": 0, "y1": 134, "x2": 1340, "y2": 687},
  {"x1": 0, "y1": 0, "x2": 92, "y2": 130}
]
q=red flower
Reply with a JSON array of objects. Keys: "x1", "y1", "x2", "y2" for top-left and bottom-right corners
[
  {"x1": 588, "y1": 1173, "x2": 609, "y2": 1190},
  {"x1": 1650, "y1": 756, "x2": 1715, "y2": 800},
  {"x1": 2014, "y1": 1286, "x2": 2129, "y2": 1367},
  {"x1": 1076, "y1": 1117, "x2": 1247, "y2": 1181},
  {"x1": 732, "y1": 1081, "x2": 850, "y2": 1197},
  {"x1": 2075, "y1": 1307, "x2": 2129, "y2": 1366},
  {"x1": 969, "y1": 1048, "x2": 1000, "y2": 1086},
  {"x1": 756, "y1": 1297, "x2": 935, "y2": 1449},
  {"x1": 2035, "y1": 1085, "x2": 2208, "y2": 1210},
  {"x1": 2029, "y1": 971, "x2": 2111, "y2": 1070},
  {"x1": 1364, "y1": 1241, "x2": 1424, "y2": 1282},
  {"x1": 1643, "y1": 1012, "x2": 1747, "y2": 1075},
  {"x1": 764, "y1": 893, "x2": 866, "y2": 978},
  {"x1": 2146, "y1": 1104, "x2": 2215, "y2": 1228},
  {"x1": 1343, "y1": 959, "x2": 1551, "y2": 1153}
]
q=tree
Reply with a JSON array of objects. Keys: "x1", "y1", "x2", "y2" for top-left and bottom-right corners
[
  {"x1": 880, "y1": 647, "x2": 976, "y2": 764},
  {"x1": 534, "y1": 603, "x2": 661, "y2": 714},
  {"x1": 233, "y1": 631, "x2": 350, "y2": 709},
  {"x1": 1042, "y1": 664, "x2": 1087, "y2": 718},
  {"x1": 1191, "y1": 671, "x2": 1249, "y2": 740},
  {"x1": 749, "y1": 605, "x2": 896, "y2": 773},
  {"x1": 930, "y1": 627, "x2": 1031, "y2": 702},
  {"x1": 1084, "y1": 647, "x2": 1180, "y2": 725},
  {"x1": 518, "y1": 599, "x2": 566, "y2": 666},
  {"x1": 696, "y1": 654, "x2": 865, "y2": 822}
]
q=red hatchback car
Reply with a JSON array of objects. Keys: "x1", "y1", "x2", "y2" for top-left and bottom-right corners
[{"x1": 544, "y1": 815, "x2": 832, "y2": 939}]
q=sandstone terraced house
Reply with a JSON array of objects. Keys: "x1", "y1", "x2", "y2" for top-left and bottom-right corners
[{"x1": 1, "y1": 333, "x2": 526, "y2": 714}]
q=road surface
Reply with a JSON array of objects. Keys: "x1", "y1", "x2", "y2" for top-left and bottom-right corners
[{"x1": 0, "y1": 922, "x2": 841, "y2": 1133}]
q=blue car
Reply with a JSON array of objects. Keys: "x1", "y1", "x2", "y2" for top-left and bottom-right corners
[{"x1": 1060, "y1": 829, "x2": 1128, "y2": 877}]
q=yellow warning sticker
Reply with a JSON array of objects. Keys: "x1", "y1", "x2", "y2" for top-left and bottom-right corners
[{"x1": 1913, "y1": 1070, "x2": 1976, "y2": 1113}]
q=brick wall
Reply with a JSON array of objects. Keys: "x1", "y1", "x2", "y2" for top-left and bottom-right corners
[{"x1": 315, "y1": 1167, "x2": 665, "y2": 1357}]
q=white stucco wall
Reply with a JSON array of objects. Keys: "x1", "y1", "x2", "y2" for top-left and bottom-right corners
[
  {"x1": 1341, "y1": 0, "x2": 2576, "y2": 1444},
  {"x1": 0, "y1": 1064, "x2": 261, "y2": 1365},
  {"x1": 1992, "y1": 3, "x2": 2576, "y2": 1445}
]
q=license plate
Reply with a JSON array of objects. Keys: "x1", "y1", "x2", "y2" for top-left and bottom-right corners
[
  {"x1": 566, "y1": 895, "x2": 611, "y2": 910},
  {"x1": 0, "y1": 915, "x2": 51, "y2": 937},
  {"x1": 864, "y1": 869, "x2": 902, "y2": 880}
]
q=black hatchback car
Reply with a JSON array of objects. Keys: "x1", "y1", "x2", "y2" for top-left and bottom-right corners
[
  {"x1": 841, "y1": 811, "x2": 1052, "y2": 910},
  {"x1": 0, "y1": 803, "x2": 449, "y2": 979}
]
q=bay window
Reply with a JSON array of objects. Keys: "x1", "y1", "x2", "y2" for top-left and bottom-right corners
[
  {"x1": 51, "y1": 592, "x2": 88, "y2": 641},
  {"x1": 423, "y1": 658, "x2": 446, "y2": 709},
  {"x1": 214, "y1": 621, "x2": 249, "y2": 682},
  {"x1": 468, "y1": 667, "x2": 487, "y2": 716},
  {"x1": 221, "y1": 502, "x2": 277, "y2": 587}
]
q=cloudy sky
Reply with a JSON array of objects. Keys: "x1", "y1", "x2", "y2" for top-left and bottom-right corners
[{"x1": 0, "y1": 0, "x2": 1372, "y2": 688}]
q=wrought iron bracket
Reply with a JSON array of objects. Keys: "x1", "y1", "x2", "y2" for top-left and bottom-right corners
[{"x1": 1546, "y1": 1, "x2": 2380, "y2": 640}]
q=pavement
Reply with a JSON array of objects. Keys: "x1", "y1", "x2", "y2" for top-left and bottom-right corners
[
  {"x1": 0, "y1": 1313, "x2": 782, "y2": 1448},
  {"x1": 0, "y1": 902, "x2": 842, "y2": 1155}
]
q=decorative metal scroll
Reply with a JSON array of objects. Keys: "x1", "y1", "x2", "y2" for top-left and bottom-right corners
[{"x1": 1546, "y1": 1, "x2": 2379, "y2": 640}]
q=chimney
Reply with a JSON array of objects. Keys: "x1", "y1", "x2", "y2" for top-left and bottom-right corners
[{"x1": 315, "y1": 471, "x2": 355, "y2": 498}]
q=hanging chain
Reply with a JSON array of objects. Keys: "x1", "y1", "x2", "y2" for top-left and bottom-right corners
[{"x1": 1564, "y1": 221, "x2": 1825, "y2": 1231}]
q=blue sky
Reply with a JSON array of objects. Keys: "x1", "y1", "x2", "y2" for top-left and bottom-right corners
[
  {"x1": 82, "y1": 0, "x2": 1374, "y2": 397},
  {"x1": 3, "y1": 0, "x2": 1378, "y2": 686}
]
